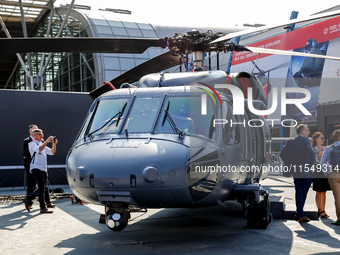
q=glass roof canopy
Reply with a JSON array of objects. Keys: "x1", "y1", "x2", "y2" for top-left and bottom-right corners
[
  {"x1": 0, "y1": 0, "x2": 56, "y2": 90},
  {"x1": 0, "y1": 0, "x2": 54, "y2": 23}
]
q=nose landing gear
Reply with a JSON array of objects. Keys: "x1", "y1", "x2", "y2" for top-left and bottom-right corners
[
  {"x1": 233, "y1": 184, "x2": 273, "y2": 229},
  {"x1": 246, "y1": 191, "x2": 272, "y2": 229}
]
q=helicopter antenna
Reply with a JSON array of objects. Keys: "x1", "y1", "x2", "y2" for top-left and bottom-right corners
[{"x1": 158, "y1": 72, "x2": 165, "y2": 87}]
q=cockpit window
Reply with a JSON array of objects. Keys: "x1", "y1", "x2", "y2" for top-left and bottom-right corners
[
  {"x1": 79, "y1": 95, "x2": 216, "y2": 138},
  {"x1": 86, "y1": 98, "x2": 130, "y2": 135},
  {"x1": 156, "y1": 96, "x2": 216, "y2": 141},
  {"x1": 156, "y1": 97, "x2": 192, "y2": 134},
  {"x1": 124, "y1": 97, "x2": 161, "y2": 133}
]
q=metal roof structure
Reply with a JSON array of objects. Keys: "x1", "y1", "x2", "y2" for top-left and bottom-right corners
[
  {"x1": 0, "y1": 0, "x2": 55, "y2": 89},
  {"x1": 0, "y1": 0, "x2": 54, "y2": 23}
]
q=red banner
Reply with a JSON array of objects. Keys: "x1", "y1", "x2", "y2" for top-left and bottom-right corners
[{"x1": 231, "y1": 15, "x2": 340, "y2": 65}]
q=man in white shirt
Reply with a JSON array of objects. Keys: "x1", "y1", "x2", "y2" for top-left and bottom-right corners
[{"x1": 23, "y1": 129, "x2": 58, "y2": 213}]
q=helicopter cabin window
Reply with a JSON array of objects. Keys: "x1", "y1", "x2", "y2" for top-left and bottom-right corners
[
  {"x1": 155, "y1": 96, "x2": 216, "y2": 141},
  {"x1": 86, "y1": 98, "x2": 130, "y2": 135},
  {"x1": 124, "y1": 97, "x2": 161, "y2": 133},
  {"x1": 222, "y1": 102, "x2": 240, "y2": 145}
]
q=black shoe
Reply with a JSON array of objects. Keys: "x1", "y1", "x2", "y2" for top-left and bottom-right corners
[
  {"x1": 23, "y1": 198, "x2": 30, "y2": 212},
  {"x1": 318, "y1": 211, "x2": 329, "y2": 218}
]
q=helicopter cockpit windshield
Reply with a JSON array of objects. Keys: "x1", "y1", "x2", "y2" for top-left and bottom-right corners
[
  {"x1": 156, "y1": 96, "x2": 216, "y2": 141},
  {"x1": 84, "y1": 98, "x2": 130, "y2": 137},
  {"x1": 80, "y1": 94, "x2": 216, "y2": 141},
  {"x1": 124, "y1": 97, "x2": 162, "y2": 133}
]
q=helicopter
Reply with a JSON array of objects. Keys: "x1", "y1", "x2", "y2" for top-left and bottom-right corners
[{"x1": 2, "y1": 9, "x2": 340, "y2": 231}]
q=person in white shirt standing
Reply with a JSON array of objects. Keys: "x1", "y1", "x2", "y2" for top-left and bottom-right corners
[{"x1": 23, "y1": 129, "x2": 58, "y2": 213}]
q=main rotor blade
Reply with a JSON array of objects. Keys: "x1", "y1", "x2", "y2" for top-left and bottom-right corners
[
  {"x1": 0, "y1": 37, "x2": 164, "y2": 54},
  {"x1": 211, "y1": 10, "x2": 340, "y2": 44},
  {"x1": 109, "y1": 50, "x2": 181, "y2": 87},
  {"x1": 246, "y1": 46, "x2": 340, "y2": 61}
]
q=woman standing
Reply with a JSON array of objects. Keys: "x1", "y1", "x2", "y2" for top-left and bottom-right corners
[{"x1": 312, "y1": 132, "x2": 331, "y2": 218}]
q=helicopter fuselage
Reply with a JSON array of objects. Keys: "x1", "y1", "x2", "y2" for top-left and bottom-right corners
[{"x1": 66, "y1": 71, "x2": 272, "y2": 230}]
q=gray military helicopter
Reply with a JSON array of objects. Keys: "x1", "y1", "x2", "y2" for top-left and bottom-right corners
[
  {"x1": 70, "y1": 66, "x2": 273, "y2": 231},
  {"x1": 2, "y1": 10, "x2": 340, "y2": 231},
  {"x1": 65, "y1": 27, "x2": 340, "y2": 231}
]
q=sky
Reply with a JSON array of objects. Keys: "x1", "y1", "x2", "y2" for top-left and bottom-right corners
[{"x1": 54, "y1": 0, "x2": 340, "y2": 27}]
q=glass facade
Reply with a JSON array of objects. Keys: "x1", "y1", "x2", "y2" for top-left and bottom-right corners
[
  {"x1": 86, "y1": 11, "x2": 163, "y2": 84},
  {"x1": 15, "y1": 10, "x2": 95, "y2": 92},
  {"x1": 14, "y1": 7, "x2": 241, "y2": 92}
]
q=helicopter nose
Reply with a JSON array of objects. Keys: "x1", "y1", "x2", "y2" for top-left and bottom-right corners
[{"x1": 67, "y1": 138, "x2": 192, "y2": 207}]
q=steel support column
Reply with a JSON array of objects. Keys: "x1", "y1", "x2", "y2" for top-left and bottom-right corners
[
  {"x1": 19, "y1": 0, "x2": 34, "y2": 90},
  {"x1": 41, "y1": 0, "x2": 76, "y2": 76},
  {"x1": 38, "y1": 7, "x2": 55, "y2": 90},
  {"x1": 0, "y1": 16, "x2": 30, "y2": 83}
]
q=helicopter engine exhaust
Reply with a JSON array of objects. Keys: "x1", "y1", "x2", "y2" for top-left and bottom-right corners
[{"x1": 229, "y1": 71, "x2": 267, "y2": 105}]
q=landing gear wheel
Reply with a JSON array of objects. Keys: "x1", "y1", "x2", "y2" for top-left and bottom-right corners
[{"x1": 247, "y1": 193, "x2": 272, "y2": 229}]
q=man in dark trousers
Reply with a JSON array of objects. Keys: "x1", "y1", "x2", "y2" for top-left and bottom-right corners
[
  {"x1": 23, "y1": 128, "x2": 58, "y2": 213},
  {"x1": 22, "y1": 124, "x2": 38, "y2": 209},
  {"x1": 280, "y1": 124, "x2": 316, "y2": 223}
]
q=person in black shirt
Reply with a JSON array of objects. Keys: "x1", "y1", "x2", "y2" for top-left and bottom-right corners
[{"x1": 23, "y1": 124, "x2": 38, "y2": 209}]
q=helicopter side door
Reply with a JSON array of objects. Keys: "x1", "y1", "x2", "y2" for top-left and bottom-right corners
[
  {"x1": 255, "y1": 115, "x2": 272, "y2": 180},
  {"x1": 245, "y1": 109, "x2": 272, "y2": 182},
  {"x1": 243, "y1": 109, "x2": 258, "y2": 183},
  {"x1": 219, "y1": 101, "x2": 247, "y2": 184},
  {"x1": 187, "y1": 95, "x2": 220, "y2": 202}
]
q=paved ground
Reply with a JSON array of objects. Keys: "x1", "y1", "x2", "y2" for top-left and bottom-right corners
[{"x1": 1, "y1": 176, "x2": 340, "y2": 255}]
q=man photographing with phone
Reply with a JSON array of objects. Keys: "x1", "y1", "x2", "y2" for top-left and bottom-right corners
[{"x1": 23, "y1": 129, "x2": 58, "y2": 213}]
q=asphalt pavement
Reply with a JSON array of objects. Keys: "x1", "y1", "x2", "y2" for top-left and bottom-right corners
[{"x1": 1, "y1": 176, "x2": 340, "y2": 255}]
